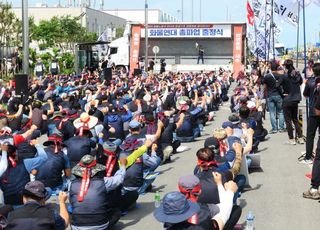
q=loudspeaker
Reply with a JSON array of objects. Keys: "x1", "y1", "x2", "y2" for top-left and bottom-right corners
[
  {"x1": 14, "y1": 74, "x2": 29, "y2": 96},
  {"x1": 133, "y1": 68, "x2": 142, "y2": 76}
]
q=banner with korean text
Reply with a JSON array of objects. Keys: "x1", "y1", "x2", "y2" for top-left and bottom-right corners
[
  {"x1": 129, "y1": 26, "x2": 141, "y2": 74},
  {"x1": 233, "y1": 25, "x2": 243, "y2": 78},
  {"x1": 274, "y1": 0, "x2": 299, "y2": 26},
  {"x1": 141, "y1": 24, "x2": 232, "y2": 38}
]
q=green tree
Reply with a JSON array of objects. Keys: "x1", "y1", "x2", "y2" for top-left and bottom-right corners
[
  {"x1": 32, "y1": 16, "x2": 97, "y2": 51},
  {"x1": 115, "y1": 27, "x2": 125, "y2": 39},
  {"x1": 0, "y1": 3, "x2": 17, "y2": 47}
]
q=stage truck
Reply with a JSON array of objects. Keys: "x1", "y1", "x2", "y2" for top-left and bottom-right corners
[
  {"x1": 75, "y1": 22, "x2": 246, "y2": 75},
  {"x1": 107, "y1": 22, "x2": 246, "y2": 74}
]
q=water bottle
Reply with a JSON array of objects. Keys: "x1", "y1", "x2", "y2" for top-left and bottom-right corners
[
  {"x1": 154, "y1": 191, "x2": 161, "y2": 208},
  {"x1": 246, "y1": 211, "x2": 254, "y2": 230}
]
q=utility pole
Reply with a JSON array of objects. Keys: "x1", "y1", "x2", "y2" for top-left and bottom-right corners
[
  {"x1": 145, "y1": 0, "x2": 149, "y2": 72},
  {"x1": 200, "y1": 0, "x2": 202, "y2": 22},
  {"x1": 181, "y1": 0, "x2": 184, "y2": 22},
  {"x1": 192, "y1": 0, "x2": 194, "y2": 22},
  {"x1": 22, "y1": 0, "x2": 29, "y2": 75}
]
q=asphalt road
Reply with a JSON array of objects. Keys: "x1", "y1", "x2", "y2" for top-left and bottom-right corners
[{"x1": 114, "y1": 95, "x2": 320, "y2": 230}]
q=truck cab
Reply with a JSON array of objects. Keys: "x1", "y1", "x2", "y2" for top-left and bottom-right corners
[{"x1": 108, "y1": 36, "x2": 130, "y2": 72}]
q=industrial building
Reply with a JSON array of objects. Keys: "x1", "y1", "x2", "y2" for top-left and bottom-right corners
[
  {"x1": 12, "y1": 6, "x2": 127, "y2": 36},
  {"x1": 105, "y1": 9, "x2": 178, "y2": 24}
]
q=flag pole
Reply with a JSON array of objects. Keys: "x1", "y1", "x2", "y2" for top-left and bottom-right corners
[
  {"x1": 302, "y1": 0, "x2": 309, "y2": 119},
  {"x1": 264, "y1": 0, "x2": 268, "y2": 62},
  {"x1": 271, "y1": 0, "x2": 275, "y2": 60},
  {"x1": 296, "y1": 1, "x2": 300, "y2": 68}
]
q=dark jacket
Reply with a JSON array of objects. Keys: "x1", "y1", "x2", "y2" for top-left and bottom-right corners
[
  {"x1": 282, "y1": 70, "x2": 303, "y2": 105},
  {"x1": 7, "y1": 202, "x2": 56, "y2": 230}
]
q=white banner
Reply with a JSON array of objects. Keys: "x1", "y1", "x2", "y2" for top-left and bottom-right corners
[
  {"x1": 274, "y1": 0, "x2": 299, "y2": 26},
  {"x1": 252, "y1": 0, "x2": 273, "y2": 60},
  {"x1": 141, "y1": 24, "x2": 232, "y2": 38}
]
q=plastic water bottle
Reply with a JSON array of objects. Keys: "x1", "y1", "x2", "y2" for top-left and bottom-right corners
[
  {"x1": 154, "y1": 191, "x2": 161, "y2": 208},
  {"x1": 246, "y1": 211, "x2": 254, "y2": 230}
]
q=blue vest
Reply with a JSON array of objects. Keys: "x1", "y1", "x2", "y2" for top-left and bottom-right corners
[
  {"x1": 122, "y1": 152, "x2": 144, "y2": 189},
  {"x1": 70, "y1": 177, "x2": 120, "y2": 226},
  {"x1": 36, "y1": 148, "x2": 66, "y2": 188},
  {"x1": 0, "y1": 163, "x2": 30, "y2": 205},
  {"x1": 66, "y1": 136, "x2": 94, "y2": 168}
]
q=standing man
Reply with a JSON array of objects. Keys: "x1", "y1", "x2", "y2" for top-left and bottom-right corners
[
  {"x1": 34, "y1": 58, "x2": 46, "y2": 81},
  {"x1": 160, "y1": 59, "x2": 166, "y2": 74},
  {"x1": 50, "y1": 58, "x2": 60, "y2": 76},
  {"x1": 303, "y1": 64, "x2": 320, "y2": 199},
  {"x1": 282, "y1": 59, "x2": 304, "y2": 145},
  {"x1": 197, "y1": 45, "x2": 205, "y2": 64},
  {"x1": 103, "y1": 56, "x2": 114, "y2": 82},
  {"x1": 148, "y1": 58, "x2": 155, "y2": 73},
  {"x1": 262, "y1": 60, "x2": 285, "y2": 134},
  {"x1": 301, "y1": 63, "x2": 320, "y2": 164}
]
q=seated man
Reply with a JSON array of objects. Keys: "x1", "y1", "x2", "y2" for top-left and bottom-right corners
[
  {"x1": 154, "y1": 173, "x2": 237, "y2": 230},
  {"x1": 178, "y1": 174, "x2": 240, "y2": 230},
  {"x1": 69, "y1": 140, "x2": 153, "y2": 229},
  {"x1": 194, "y1": 148, "x2": 234, "y2": 205},
  {"x1": 0, "y1": 138, "x2": 48, "y2": 206},
  {"x1": 175, "y1": 94, "x2": 205, "y2": 143},
  {"x1": 6, "y1": 180, "x2": 69, "y2": 230},
  {"x1": 36, "y1": 133, "x2": 71, "y2": 191}
]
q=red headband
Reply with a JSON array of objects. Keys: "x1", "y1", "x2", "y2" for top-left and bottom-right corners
[
  {"x1": 197, "y1": 159, "x2": 218, "y2": 171},
  {"x1": 178, "y1": 183, "x2": 201, "y2": 203}
]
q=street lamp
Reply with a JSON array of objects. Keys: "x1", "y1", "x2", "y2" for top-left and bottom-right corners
[
  {"x1": 145, "y1": 0, "x2": 149, "y2": 73},
  {"x1": 22, "y1": 0, "x2": 29, "y2": 75},
  {"x1": 192, "y1": 0, "x2": 194, "y2": 22},
  {"x1": 181, "y1": 0, "x2": 184, "y2": 22}
]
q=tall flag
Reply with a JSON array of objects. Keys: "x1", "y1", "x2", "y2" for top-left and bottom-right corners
[
  {"x1": 274, "y1": 0, "x2": 299, "y2": 26},
  {"x1": 247, "y1": 1, "x2": 254, "y2": 26}
]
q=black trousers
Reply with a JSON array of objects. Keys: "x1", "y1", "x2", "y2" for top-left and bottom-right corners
[
  {"x1": 223, "y1": 205, "x2": 242, "y2": 230},
  {"x1": 197, "y1": 55, "x2": 204, "y2": 64},
  {"x1": 119, "y1": 191, "x2": 139, "y2": 212},
  {"x1": 283, "y1": 103, "x2": 302, "y2": 139},
  {"x1": 311, "y1": 147, "x2": 320, "y2": 189},
  {"x1": 305, "y1": 116, "x2": 320, "y2": 159}
]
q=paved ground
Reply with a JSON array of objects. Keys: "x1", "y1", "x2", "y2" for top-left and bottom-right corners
[{"x1": 114, "y1": 95, "x2": 320, "y2": 230}]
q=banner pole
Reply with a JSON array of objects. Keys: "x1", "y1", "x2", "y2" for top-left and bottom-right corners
[
  {"x1": 296, "y1": 1, "x2": 300, "y2": 68},
  {"x1": 264, "y1": 0, "x2": 268, "y2": 62},
  {"x1": 302, "y1": 0, "x2": 309, "y2": 119},
  {"x1": 271, "y1": 0, "x2": 275, "y2": 60}
]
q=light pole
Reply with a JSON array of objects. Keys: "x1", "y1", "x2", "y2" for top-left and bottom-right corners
[
  {"x1": 22, "y1": 0, "x2": 29, "y2": 75},
  {"x1": 145, "y1": 0, "x2": 149, "y2": 72},
  {"x1": 192, "y1": 0, "x2": 194, "y2": 22},
  {"x1": 199, "y1": 0, "x2": 202, "y2": 22},
  {"x1": 181, "y1": 0, "x2": 184, "y2": 22}
]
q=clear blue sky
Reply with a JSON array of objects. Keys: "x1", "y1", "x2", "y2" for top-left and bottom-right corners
[{"x1": 8, "y1": 0, "x2": 320, "y2": 48}]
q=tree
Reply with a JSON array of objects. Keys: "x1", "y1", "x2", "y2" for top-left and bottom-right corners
[
  {"x1": 116, "y1": 27, "x2": 125, "y2": 39},
  {"x1": 0, "y1": 3, "x2": 18, "y2": 46},
  {"x1": 32, "y1": 16, "x2": 97, "y2": 51}
]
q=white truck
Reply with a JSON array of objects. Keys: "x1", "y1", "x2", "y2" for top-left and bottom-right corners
[{"x1": 107, "y1": 23, "x2": 135, "y2": 72}]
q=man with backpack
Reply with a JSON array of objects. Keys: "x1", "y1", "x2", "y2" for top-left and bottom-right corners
[{"x1": 262, "y1": 60, "x2": 285, "y2": 134}]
